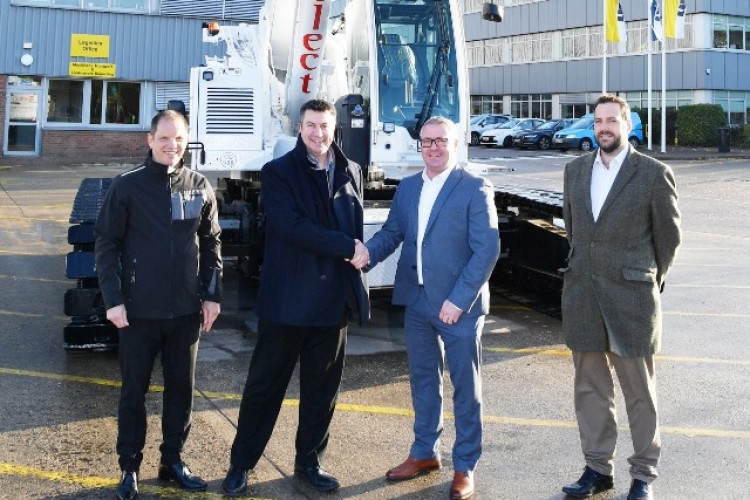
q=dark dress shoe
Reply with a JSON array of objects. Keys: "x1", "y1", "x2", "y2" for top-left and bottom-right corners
[
  {"x1": 386, "y1": 456, "x2": 442, "y2": 481},
  {"x1": 627, "y1": 479, "x2": 653, "y2": 500},
  {"x1": 116, "y1": 471, "x2": 138, "y2": 500},
  {"x1": 562, "y1": 466, "x2": 614, "y2": 498},
  {"x1": 221, "y1": 465, "x2": 249, "y2": 496},
  {"x1": 450, "y1": 471, "x2": 475, "y2": 499},
  {"x1": 157, "y1": 462, "x2": 208, "y2": 491},
  {"x1": 294, "y1": 464, "x2": 340, "y2": 492}
]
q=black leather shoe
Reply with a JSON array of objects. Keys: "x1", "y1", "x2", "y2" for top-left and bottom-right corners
[
  {"x1": 627, "y1": 479, "x2": 653, "y2": 500},
  {"x1": 294, "y1": 464, "x2": 340, "y2": 492},
  {"x1": 562, "y1": 466, "x2": 614, "y2": 498},
  {"x1": 221, "y1": 465, "x2": 249, "y2": 496},
  {"x1": 116, "y1": 471, "x2": 138, "y2": 500},
  {"x1": 157, "y1": 462, "x2": 207, "y2": 491}
]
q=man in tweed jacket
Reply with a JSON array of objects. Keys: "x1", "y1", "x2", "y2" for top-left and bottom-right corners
[{"x1": 560, "y1": 95, "x2": 681, "y2": 500}]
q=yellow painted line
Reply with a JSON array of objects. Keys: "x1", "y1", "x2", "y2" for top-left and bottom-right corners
[
  {"x1": 2, "y1": 367, "x2": 749, "y2": 440},
  {"x1": 664, "y1": 311, "x2": 750, "y2": 318},
  {"x1": 0, "y1": 462, "x2": 273, "y2": 499},
  {"x1": 0, "y1": 216, "x2": 69, "y2": 222},
  {"x1": 0, "y1": 310, "x2": 68, "y2": 321},
  {"x1": 670, "y1": 284, "x2": 750, "y2": 289},
  {"x1": 0, "y1": 309, "x2": 47, "y2": 318},
  {"x1": 0, "y1": 274, "x2": 69, "y2": 284},
  {"x1": 0, "y1": 248, "x2": 61, "y2": 256},
  {"x1": 483, "y1": 346, "x2": 750, "y2": 366}
]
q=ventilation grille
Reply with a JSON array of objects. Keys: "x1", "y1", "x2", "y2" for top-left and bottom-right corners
[{"x1": 205, "y1": 88, "x2": 255, "y2": 134}]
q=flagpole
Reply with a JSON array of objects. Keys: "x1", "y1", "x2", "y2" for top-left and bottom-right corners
[
  {"x1": 647, "y1": 0, "x2": 653, "y2": 151},
  {"x1": 661, "y1": 36, "x2": 666, "y2": 153},
  {"x1": 602, "y1": 0, "x2": 607, "y2": 93}
]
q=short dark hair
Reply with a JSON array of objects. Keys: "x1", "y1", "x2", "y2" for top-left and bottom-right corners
[
  {"x1": 150, "y1": 110, "x2": 188, "y2": 135},
  {"x1": 594, "y1": 94, "x2": 631, "y2": 123},
  {"x1": 299, "y1": 99, "x2": 336, "y2": 118}
]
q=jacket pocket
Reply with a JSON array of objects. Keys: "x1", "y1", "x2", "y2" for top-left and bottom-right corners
[{"x1": 622, "y1": 267, "x2": 656, "y2": 283}]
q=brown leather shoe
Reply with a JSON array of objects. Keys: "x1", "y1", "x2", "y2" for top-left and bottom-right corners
[
  {"x1": 385, "y1": 456, "x2": 441, "y2": 481},
  {"x1": 450, "y1": 471, "x2": 474, "y2": 499}
]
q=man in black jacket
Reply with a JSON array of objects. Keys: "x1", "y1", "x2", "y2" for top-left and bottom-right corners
[
  {"x1": 95, "y1": 110, "x2": 222, "y2": 500},
  {"x1": 221, "y1": 99, "x2": 369, "y2": 496}
]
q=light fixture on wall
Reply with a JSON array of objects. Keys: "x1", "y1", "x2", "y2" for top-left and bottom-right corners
[{"x1": 20, "y1": 53, "x2": 33, "y2": 66}]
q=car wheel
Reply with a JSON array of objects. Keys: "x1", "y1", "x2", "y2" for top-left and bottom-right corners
[
  {"x1": 538, "y1": 136, "x2": 551, "y2": 150},
  {"x1": 471, "y1": 132, "x2": 480, "y2": 146},
  {"x1": 560, "y1": 148, "x2": 569, "y2": 152},
  {"x1": 503, "y1": 136, "x2": 512, "y2": 148},
  {"x1": 629, "y1": 137, "x2": 640, "y2": 149},
  {"x1": 580, "y1": 138, "x2": 593, "y2": 151}
]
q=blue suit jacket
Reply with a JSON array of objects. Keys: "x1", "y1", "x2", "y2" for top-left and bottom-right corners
[{"x1": 367, "y1": 167, "x2": 500, "y2": 317}]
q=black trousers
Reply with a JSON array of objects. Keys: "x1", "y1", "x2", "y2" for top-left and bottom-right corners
[
  {"x1": 116, "y1": 314, "x2": 201, "y2": 472},
  {"x1": 230, "y1": 317, "x2": 347, "y2": 470}
]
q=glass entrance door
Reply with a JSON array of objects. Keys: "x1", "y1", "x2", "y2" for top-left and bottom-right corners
[{"x1": 4, "y1": 77, "x2": 43, "y2": 156}]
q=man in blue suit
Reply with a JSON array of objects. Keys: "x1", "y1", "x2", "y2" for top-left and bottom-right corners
[{"x1": 356, "y1": 116, "x2": 500, "y2": 500}]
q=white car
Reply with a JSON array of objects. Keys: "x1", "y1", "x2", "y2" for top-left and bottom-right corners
[
  {"x1": 479, "y1": 118, "x2": 545, "y2": 148},
  {"x1": 469, "y1": 114, "x2": 513, "y2": 145}
]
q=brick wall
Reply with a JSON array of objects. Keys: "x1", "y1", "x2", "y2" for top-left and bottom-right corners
[{"x1": 42, "y1": 129, "x2": 147, "y2": 161}]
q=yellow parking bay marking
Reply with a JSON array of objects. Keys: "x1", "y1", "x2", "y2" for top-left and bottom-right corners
[
  {"x1": 484, "y1": 346, "x2": 750, "y2": 366},
  {"x1": 2, "y1": 367, "x2": 749, "y2": 440},
  {"x1": 0, "y1": 274, "x2": 69, "y2": 284},
  {"x1": 0, "y1": 462, "x2": 273, "y2": 499}
]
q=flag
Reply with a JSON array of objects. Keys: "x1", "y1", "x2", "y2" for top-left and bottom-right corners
[
  {"x1": 664, "y1": 0, "x2": 686, "y2": 40},
  {"x1": 617, "y1": 2, "x2": 627, "y2": 44},
  {"x1": 675, "y1": 0, "x2": 686, "y2": 39},
  {"x1": 605, "y1": 0, "x2": 625, "y2": 43},
  {"x1": 650, "y1": 0, "x2": 663, "y2": 42}
]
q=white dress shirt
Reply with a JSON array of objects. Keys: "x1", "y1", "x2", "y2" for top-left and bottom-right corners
[
  {"x1": 417, "y1": 165, "x2": 454, "y2": 285},
  {"x1": 591, "y1": 147, "x2": 628, "y2": 222}
]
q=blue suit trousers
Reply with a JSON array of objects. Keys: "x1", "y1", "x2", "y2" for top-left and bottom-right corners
[{"x1": 404, "y1": 287, "x2": 484, "y2": 473}]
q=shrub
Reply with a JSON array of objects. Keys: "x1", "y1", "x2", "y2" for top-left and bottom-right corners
[{"x1": 675, "y1": 104, "x2": 727, "y2": 146}]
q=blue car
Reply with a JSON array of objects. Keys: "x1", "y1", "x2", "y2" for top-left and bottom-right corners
[{"x1": 552, "y1": 112, "x2": 643, "y2": 152}]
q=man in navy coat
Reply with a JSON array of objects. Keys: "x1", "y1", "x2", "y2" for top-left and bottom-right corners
[
  {"x1": 357, "y1": 116, "x2": 500, "y2": 500},
  {"x1": 222, "y1": 99, "x2": 369, "y2": 495}
]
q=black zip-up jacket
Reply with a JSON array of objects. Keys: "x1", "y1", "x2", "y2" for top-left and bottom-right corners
[{"x1": 95, "y1": 156, "x2": 222, "y2": 320}]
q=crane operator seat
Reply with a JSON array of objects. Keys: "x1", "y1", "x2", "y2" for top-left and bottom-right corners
[{"x1": 379, "y1": 33, "x2": 418, "y2": 118}]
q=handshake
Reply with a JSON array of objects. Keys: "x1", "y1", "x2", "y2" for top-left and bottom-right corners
[{"x1": 348, "y1": 239, "x2": 370, "y2": 270}]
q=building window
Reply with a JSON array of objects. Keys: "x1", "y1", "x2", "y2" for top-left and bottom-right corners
[
  {"x1": 91, "y1": 81, "x2": 141, "y2": 124},
  {"x1": 510, "y1": 94, "x2": 551, "y2": 119},
  {"x1": 12, "y1": 0, "x2": 153, "y2": 13},
  {"x1": 471, "y1": 95, "x2": 504, "y2": 115},
  {"x1": 46, "y1": 79, "x2": 142, "y2": 127},
  {"x1": 47, "y1": 80, "x2": 84, "y2": 123},
  {"x1": 713, "y1": 15, "x2": 750, "y2": 50}
]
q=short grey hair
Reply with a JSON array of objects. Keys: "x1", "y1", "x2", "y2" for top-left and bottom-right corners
[{"x1": 421, "y1": 116, "x2": 458, "y2": 139}]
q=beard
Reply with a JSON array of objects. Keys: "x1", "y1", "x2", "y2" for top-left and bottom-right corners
[{"x1": 597, "y1": 132, "x2": 624, "y2": 154}]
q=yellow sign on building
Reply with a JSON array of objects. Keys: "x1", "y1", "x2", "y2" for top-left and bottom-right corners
[
  {"x1": 70, "y1": 34, "x2": 110, "y2": 58},
  {"x1": 69, "y1": 62, "x2": 117, "y2": 78}
]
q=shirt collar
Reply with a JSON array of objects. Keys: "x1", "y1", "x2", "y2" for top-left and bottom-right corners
[
  {"x1": 422, "y1": 164, "x2": 455, "y2": 183},
  {"x1": 307, "y1": 150, "x2": 334, "y2": 171},
  {"x1": 594, "y1": 146, "x2": 628, "y2": 170}
]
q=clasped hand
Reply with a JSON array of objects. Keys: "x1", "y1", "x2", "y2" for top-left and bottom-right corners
[{"x1": 348, "y1": 239, "x2": 370, "y2": 270}]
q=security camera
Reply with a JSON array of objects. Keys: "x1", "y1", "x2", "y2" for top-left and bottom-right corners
[
  {"x1": 482, "y1": 3, "x2": 503, "y2": 23},
  {"x1": 705, "y1": 68, "x2": 711, "y2": 75}
]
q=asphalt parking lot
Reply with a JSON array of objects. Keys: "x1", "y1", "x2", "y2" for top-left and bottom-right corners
[{"x1": 0, "y1": 150, "x2": 748, "y2": 499}]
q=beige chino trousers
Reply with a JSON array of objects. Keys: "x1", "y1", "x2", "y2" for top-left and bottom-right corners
[{"x1": 572, "y1": 351, "x2": 660, "y2": 483}]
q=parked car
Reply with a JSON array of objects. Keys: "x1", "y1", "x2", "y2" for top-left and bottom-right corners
[
  {"x1": 479, "y1": 118, "x2": 545, "y2": 148},
  {"x1": 515, "y1": 119, "x2": 576, "y2": 150},
  {"x1": 552, "y1": 112, "x2": 644, "y2": 152},
  {"x1": 469, "y1": 114, "x2": 514, "y2": 145}
]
